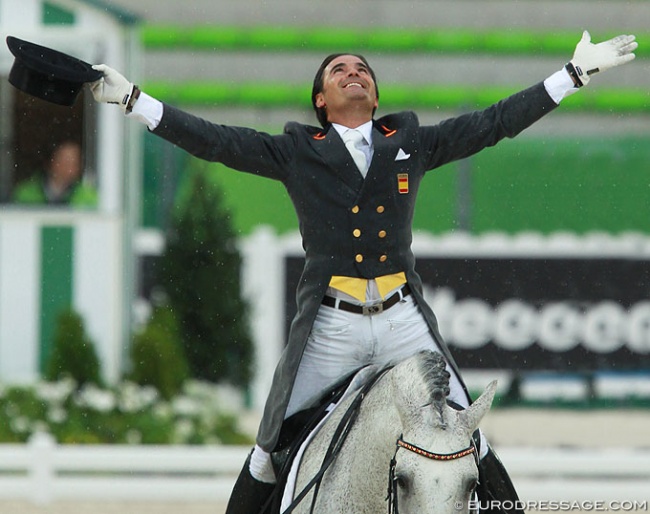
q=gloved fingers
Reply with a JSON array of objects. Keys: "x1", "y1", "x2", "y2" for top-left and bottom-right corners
[
  {"x1": 88, "y1": 63, "x2": 131, "y2": 107},
  {"x1": 92, "y1": 64, "x2": 123, "y2": 86},
  {"x1": 91, "y1": 63, "x2": 109, "y2": 74},
  {"x1": 604, "y1": 35, "x2": 637, "y2": 59},
  {"x1": 608, "y1": 34, "x2": 636, "y2": 50},
  {"x1": 615, "y1": 52, "x2": 636, "y2": 66},
  {"x1": 618, "y1": 40, "x2": 638, "y2": 57},
  {"x1": 604, "y1": 37, "x2": 637, "y2": 69}
]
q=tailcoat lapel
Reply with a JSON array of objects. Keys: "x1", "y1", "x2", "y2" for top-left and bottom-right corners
[
  {"x1": 364, "y1": 123, "x2": 395, "y2": 183},
  {"x1": 309, "y1": 125, "x2": 364, "y2": 192}
]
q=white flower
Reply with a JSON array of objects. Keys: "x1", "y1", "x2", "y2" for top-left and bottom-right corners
[
  {"x1": 171, "y1": 396, "x2": 201, "y2": 417},
  {"x1": 35, "y1": 378, "x2": 76, "y2": 404},
  {"x1": 118, "y1": 382, "x2": 159, "y2": 413},
  {"x1": 47, "y1": 406, "x2": 68, "y2": 424},
  {"x1": 173, "y1": 419, "x2": 195, "y2": 443},
  {"x1": 153, "y1": 402, "x2": 172, "y2": 420},
  {"x1": 75, "y1": 384, "x2": 116, "y2": 413},
  {"x1": 10, "y1": 416, "x2": 29, "y2": 433}
]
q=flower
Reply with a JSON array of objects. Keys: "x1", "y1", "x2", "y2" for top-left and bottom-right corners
[
  {"x1": 117, "y1": 382, "x2": 159, "y2": 413},
  {"x1": 171, "y1": 396, "x2": 201, "y2": 417},
  {"x1": 0, "y1": 379, "x2": 253, "y2": 445},
  {"x1": 35, "y1": 378, "x2": 76, "y2": 404},
  {"x1": 47, "y1": 406, "x2": 68, "y2": 424},
  {"x1": 75, "y1": 384, "x2": 116, "y2": 413}
]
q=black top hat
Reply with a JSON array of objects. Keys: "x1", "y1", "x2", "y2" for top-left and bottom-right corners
[{"x1": 6, "y1": 36, "x2": 103, "y2": 107}]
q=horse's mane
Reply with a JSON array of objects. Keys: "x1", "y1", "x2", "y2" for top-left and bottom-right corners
[{"x1": 417, "y1": 351, "x2": 451, "y2": 428}]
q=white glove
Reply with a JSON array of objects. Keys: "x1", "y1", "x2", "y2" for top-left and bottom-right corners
[
  {"x1": 567, "y1": 31, "x2": 637, "y2": 87},
  {"x1": 89, "y1": 64, "x2": 135, "y2": 110}
]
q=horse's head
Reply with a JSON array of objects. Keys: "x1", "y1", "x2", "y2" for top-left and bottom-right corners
[{"x1": 389, "y1": 351, "x2": 497, "y2": 514}]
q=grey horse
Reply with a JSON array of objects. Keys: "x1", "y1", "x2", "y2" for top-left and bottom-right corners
[{"x1": 287, "y1": 351, "x2": 496, "y2": 513}]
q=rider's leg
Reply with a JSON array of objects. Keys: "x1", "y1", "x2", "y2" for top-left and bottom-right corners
[
  {"x1": 476, "y1": 444, "x2": 525, "y2": 514},
  {"x1": 225, "y1": 447, "x2": 276, "y2": 514}
]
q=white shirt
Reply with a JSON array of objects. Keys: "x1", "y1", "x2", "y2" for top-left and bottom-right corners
[{"x1": 331, "y1": 120, "x2": 374, "y2": 174}]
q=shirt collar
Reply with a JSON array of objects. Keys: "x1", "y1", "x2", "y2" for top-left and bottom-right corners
[{"x1": 331, "y1": 120, "x2": 373, "y2": 145}]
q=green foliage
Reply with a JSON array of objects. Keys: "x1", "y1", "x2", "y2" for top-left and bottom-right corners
[
  {"x1": 0, "y1": 379, "x2": 253, "y2": 445},
  {"x1": 158, "y1": 168, "x2": 254, "y2": 386},
  {"x1": 130, "y1": 306, "x2": 190, "y2": 400},
  {"x1": 44, "y1": 309, "x2": 102, "y2": 387}
]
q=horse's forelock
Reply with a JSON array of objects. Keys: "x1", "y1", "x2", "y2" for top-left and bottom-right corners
[{"x1": 417, "y1": 351, "x2": 451, "y2": 426}]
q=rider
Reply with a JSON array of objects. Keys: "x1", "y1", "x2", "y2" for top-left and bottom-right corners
[{"x1": 89, "y1": 30, "x2": 636, "y2": 514}]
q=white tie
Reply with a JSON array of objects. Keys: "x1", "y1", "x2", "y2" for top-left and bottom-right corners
[{"x1": 342, "y1": 129, "x2": 368, "y2": 176}]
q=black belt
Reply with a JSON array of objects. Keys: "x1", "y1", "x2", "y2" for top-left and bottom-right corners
[{"x1": 322, "y1": 284, "x2": 411, "y2": 315}]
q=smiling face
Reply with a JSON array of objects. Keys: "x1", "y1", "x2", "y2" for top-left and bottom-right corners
[{"x1": 312, "y1": 54, "x2": 379, "y2": 127}]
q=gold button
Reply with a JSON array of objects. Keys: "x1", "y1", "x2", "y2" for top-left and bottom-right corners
[
  {"x1": 353, "y1": 229, "x2": 361, "y2": 238},
  {"x1": 379, "y1": 254, "x2": 388, "y2": 262},
  {"x1": 376, "y1": 205, "x2": 385, "y2": 213},
  {"x1": 378, "y1": 230, "x2": 387, "y2": 238},
  {"x1": 351, "y1": 205, "x2": 360, "y2": 214},
  {"x1": 355, "y1": 254, "x2": 364, "y2": 263}
]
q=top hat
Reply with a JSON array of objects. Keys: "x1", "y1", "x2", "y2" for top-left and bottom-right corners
[{"x1": 6, "y1": 36, "x2": 103, "y2": 106}]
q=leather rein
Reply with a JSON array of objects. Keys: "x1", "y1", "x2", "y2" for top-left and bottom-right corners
[
  {"x1": 282, "y1": 367, "x2": 392, "y2": 514},
  {"x1": 386, "y1": 436, "x2": 478, "y2": 514}
]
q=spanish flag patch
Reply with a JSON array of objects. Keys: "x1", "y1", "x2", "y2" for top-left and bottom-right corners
[{"x1": 397, "y1": 173, "x2": 409, "y2": 194}]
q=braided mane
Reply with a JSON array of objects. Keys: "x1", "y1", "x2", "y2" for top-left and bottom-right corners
[{"x1": 418, "y1": 351, "x2": 451, "y2": 428}]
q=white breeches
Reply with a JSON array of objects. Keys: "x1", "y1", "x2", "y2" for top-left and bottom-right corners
[{"x1": 250, "y1": 295, "x2": 487, "y2": 483}]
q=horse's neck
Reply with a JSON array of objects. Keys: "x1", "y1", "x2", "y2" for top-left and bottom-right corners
[{"x1": 294, "y1": 371, "x2": 401, "y2": 510}]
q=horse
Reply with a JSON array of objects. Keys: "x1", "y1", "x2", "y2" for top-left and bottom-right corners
[{"x1": 284, "y1": 350, "x2": 497, "y2": 514}]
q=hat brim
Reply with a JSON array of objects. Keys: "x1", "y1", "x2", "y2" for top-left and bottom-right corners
[{"x1": 6, "y1": 36, "x2": 103, "y2": 106}]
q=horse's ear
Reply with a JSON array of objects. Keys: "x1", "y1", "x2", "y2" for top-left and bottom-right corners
[{"x1": 458, "y1": 380, "x2": 497, "y2": 434}]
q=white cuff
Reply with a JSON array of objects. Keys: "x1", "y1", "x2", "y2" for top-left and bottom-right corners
[
  {"x1": 543, "y1": 68, "x2": 579, "y2": 104},
  {"x1": 126, "y1": 91, "x2": 163, "y2": 130}
]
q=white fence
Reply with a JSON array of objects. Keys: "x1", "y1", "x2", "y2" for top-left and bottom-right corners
[
  {"x1": 498, "y1": 447, "x2": 650, "y2": 504},
  {"x1": 1, "y1": 434, "x2": 650, "y2": 505},
  {"x1": 0, "y1": 433, "x2": 249, "y2": 505}
]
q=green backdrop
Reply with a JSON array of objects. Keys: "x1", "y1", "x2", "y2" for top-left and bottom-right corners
[{"x1": 143, "y1": 134, "x2": 650, "y2": 236}]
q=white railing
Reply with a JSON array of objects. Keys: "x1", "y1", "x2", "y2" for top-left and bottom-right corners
[
  {"x1": 0, "y1": 432, "x2": 249, "y2": 505},
  {"x1": 1, "y1": 434, "x2": 650, "y2": 505},
  {"x1": 499, "y1": 447, "x2": 650, "y2": 504}
]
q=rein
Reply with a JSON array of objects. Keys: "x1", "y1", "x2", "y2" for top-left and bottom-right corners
[
  {"x1": 283, "y1": 366, "x2": 392, "y2": 514},
  {"x1": 387, "y1": 436, "x2": 478, "y2": 514}
]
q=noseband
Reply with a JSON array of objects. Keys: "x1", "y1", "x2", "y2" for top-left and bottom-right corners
[{"x1": 386, "y1": 436, "x2": 478, "y2": 514}]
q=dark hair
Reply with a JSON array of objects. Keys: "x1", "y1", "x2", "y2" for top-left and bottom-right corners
[{"x1": 311, "y1": 53, "x2": 379, "y2": 128}]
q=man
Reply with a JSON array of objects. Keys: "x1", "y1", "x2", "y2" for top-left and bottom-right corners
[
  {"x1": 13, "y1": 140, "x2": 97, "y2": 207},
  {"x1": 90, "y1": 30, "x2": 636, "y2": 513}
]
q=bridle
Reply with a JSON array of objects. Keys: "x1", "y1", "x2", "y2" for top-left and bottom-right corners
[{"x1": 386, "y1": 436, "x2": 478, "y2": 514}]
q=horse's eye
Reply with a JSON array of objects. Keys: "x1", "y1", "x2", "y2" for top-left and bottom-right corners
[
  {"x1": 395, "y1": 474, "x2": 409, "y2": 492},
  {"x1": 466, "y1": 478, "x2": 478, "y2": 496}
]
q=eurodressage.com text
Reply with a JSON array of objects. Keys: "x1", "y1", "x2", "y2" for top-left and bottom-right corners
[{"x1": 458, "y1": 500, "x2": 648, "y2": 512}]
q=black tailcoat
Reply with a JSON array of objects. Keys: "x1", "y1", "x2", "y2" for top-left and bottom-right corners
[{"x1": 152, "y1": 82, "x2": 557, "y2": 451}]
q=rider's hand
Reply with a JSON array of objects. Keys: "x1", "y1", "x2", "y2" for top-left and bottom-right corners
[
  {"x1": 566, "y1": 31, "x2": 637, "y2": 87},
  {"x1": 89, "y1": 64, "x2": 134, "y2": 110}
]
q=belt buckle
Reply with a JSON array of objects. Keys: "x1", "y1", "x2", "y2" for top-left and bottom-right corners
[{"x1": 362, "y1": 303, "x2": 383, "y2": 315}]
